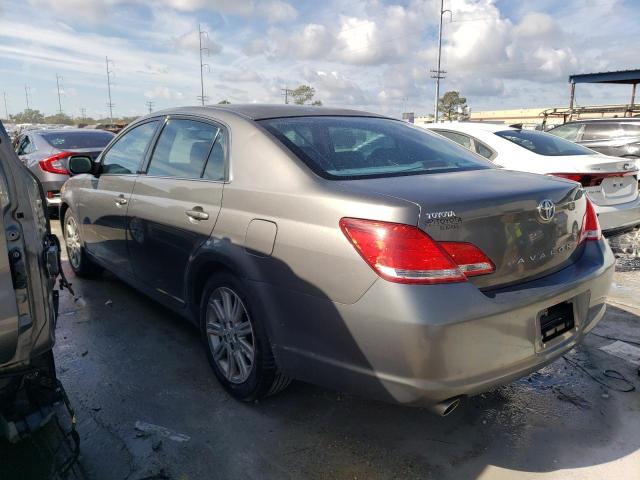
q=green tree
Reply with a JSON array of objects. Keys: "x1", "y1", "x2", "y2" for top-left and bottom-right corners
[
  {"x1": 291, "y1": 85, "x2": 322, "y2": 106},
  {"x1": 218, "y1": 99, "x2": 231, "y2": 104},
  {"x1": 12, "y1": 109, "x2": 45, "y2": 123},
  {"x1": 437, "y1": 91, "x2": 468, "y2": 121}
]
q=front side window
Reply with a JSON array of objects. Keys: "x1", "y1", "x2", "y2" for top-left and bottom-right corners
[
  {"x1": 548, "y1": 123, "x2": 583, "y2": 141},
  {"x1": 259, "y1": 116, "x2": 492, "y2": 179},
  {"x1": 147, "y1": 119, "x2": 220, "y2": 179},
  {"x1": 102, "y1": 121, "x2": 159, "y2": 175},
  {"x1": 495, "y1": 129, "x2": 595, "y2": 156}
]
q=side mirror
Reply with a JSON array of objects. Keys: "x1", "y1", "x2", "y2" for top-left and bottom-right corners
[{"x1": 68, "y1": 155, "x2": 94, "y2": 176}]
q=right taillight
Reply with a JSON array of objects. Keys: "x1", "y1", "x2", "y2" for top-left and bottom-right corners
[
  {"x1": 38, "y1": 152, "x2": 73, "y2": 175},
  {"x1": 580, "y1": 198, "x2": 601, "y2": 242},
  {"x1": 339, "y1": 218, "x2": 494, "y2": 284}
]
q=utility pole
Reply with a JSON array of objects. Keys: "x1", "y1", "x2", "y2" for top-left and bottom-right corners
[
  {"x1": 198, "y1": 24, "x2": 210, "y2": 106},
  {"x1": 105, "y1": 56, "x2": 115, "y2": 123},
  {"x1": 56, "y1": 73, "x2": 64, "y2": 115},
  {"x1": 3, "y1": 92, "x2": 9, "y2": 120},
  {"x1": 431, "y1": 0, "x2": 451, "y2": 123},
  {"x1": 145, "y1": 100, "x2": 155, "y2": 114},
  {"x1": 281, "y1": 87, "x2": 294, "y2": 104},
  {"x1": 80, "y1": 107, "x2": 87, "y2": 122},
  {"x1": 24, "y1": 85, "x2": 31, "y2": 111}
]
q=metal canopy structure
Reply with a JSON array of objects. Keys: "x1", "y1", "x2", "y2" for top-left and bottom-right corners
[{"x1": 568, "y1": 69, "x2": 640, "y2": 120}]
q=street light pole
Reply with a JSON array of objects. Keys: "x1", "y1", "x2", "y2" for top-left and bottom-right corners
[{"x1": 431, "y1": 0, "x2": 451, "y2": 123}]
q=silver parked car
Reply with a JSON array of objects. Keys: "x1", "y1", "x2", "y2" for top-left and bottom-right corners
[
  {"x1": 15, "y1": 128, "x2": 114, "y2": 215},
  {"x1": 548, "y1": 118, "x2": 640, "y2": 159},
  {"x1": 60, "y1": 105, "x2": 614, "y2": 414}
]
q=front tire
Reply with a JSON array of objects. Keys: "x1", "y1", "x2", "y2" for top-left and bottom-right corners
[
  {"x1": 63, "y1": 209, "x2": 103, "y2": 278},
  {"x1": 200, "y1": 273, "x2": 290, "y2": 401}
]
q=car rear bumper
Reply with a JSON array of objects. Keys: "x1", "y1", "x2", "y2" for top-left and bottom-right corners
[
  {"x1": 594, "y1": 196, "x2": 640, "y2": 232},
  {"x1": 263, "y1": 239, "x2": 615, "y2": 406}
]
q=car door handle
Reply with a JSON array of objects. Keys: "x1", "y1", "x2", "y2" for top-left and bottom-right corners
[{"x1": 185, "y1": 208, "x2": 209, "y2": 221}]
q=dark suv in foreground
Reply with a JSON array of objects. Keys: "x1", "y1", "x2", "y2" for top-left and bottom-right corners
[{"x1": 548, "y1": 118, "x2": 640, "y2": 159}]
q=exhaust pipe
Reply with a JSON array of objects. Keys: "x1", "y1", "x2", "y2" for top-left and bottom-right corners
[{"x1": 429, "y1": 396, "x2": 462, "y2": 416}]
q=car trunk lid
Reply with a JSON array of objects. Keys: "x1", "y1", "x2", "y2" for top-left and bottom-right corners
[{"x1": 341, "y1": 169, "x2": 587, "y2": 289}]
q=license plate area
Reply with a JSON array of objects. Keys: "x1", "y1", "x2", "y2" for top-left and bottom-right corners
[{"x1": 539, "y1": 301, "x2": 575, "y2": 344}]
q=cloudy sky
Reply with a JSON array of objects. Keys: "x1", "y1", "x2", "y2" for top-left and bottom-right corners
[{"x1": 0, "y1": 0, "x2": 638, "y2": 120}]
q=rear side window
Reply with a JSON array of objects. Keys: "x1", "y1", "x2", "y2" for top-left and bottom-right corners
[
  {"x1": 621, "y1": 123, "x2": 640, "y2": 135},
  {"x1": 17, "y1": 136, "x2": 34, "y2": 155},
  {"x1": 41, "y1": 131, "x2": 114, "y2": 149},
  {"x1": 147, "y1": 119, "x2": 219, "y2": 179},
  {"x1": 582, "y1": 123, "x2": 620, "y2": 140},
  {"x1": 102, "y1": 121, "x2": 159, "y2": 175},
  {"x1": 259, "y1": 116, "x2": 492, "y2": 179},
  {"x1": 475, "y1": 141, "x2": 494, "y2": 159},
  {"x1": 495, "y1": 129, "x2": 594, "y2": 156},
  {"x1": 437, "y1": 130, "x2": 472, "y2": 149},
  {"x1": 202, "y1": 129, "x2": 227, "y2": 181}
]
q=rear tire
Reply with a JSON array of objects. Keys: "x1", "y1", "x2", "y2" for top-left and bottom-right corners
[
  {"x1": 200, "y1": 273, "x2": 290, "y2": 401},
  {"x1": 63, "y1": 209, "x2": 103, "y2": 278}
]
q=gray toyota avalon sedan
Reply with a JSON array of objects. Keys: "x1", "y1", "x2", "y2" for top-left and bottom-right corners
[{"x1": 60, "y1": 105, "x2": 614, "y2": 414}]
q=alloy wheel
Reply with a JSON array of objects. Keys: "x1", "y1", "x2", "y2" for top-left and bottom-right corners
[
  {"x1": 65, "y1": 215, "x2": 82, "y2": 269},
  {"x1": 206, "y1": 287, "x2": 255, "y2": 384}
]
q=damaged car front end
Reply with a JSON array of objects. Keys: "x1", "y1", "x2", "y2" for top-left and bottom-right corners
[{"x1": 0, "y1": 120, "x2": 72, "y2": 444}]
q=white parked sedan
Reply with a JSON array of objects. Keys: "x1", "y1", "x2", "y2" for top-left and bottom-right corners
[{"x1": 423, "y1": 122, "x2": 640, "y2": 233}]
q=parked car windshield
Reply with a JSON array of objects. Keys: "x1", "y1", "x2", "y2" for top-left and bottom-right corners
[
  {"x1": 259, "y1": 116, "x2": 493, "y2": 179},
  {"x1": 40, "y1": 131, "x2": 115, "y2": 149},
  {"x1": 495, "y1": 129, "x2": 594, "y2": 156}
]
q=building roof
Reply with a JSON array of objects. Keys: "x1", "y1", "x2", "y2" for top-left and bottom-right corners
[{"x1": 569, "y1": 69, "x2": 640, "y2": 85}]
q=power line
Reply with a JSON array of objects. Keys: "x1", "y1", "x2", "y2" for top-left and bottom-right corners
[
  {"x1": 198, "y1": 24, "x2": 211, "y2": 106},
  {"x1": 56, "y1": 73, "x2": 64, "y2": 115},
  {"x1": 105, "y1": 56, "x2": 115, "y2": 123},
  {"x1": 145, "y1": 100, "x2": 155, "y2": 114}
]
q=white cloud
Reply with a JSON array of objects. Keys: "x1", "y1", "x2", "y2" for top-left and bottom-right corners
[{"x1": 144, "y1": 85, "x2": 185, "y2": 100}]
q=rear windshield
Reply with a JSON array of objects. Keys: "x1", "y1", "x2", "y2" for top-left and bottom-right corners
[
  {"x1": 41, "y1": 131, "x2": 115, "y2": 150},
  {"x1": 495, "y1": 129, "x2": 594, "y2": 156},
  {"x1": 259, "y1": 116, "x2": 493, "y2": 179}
]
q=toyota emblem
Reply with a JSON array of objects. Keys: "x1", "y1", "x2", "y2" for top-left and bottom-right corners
[{"x1": 537, "y1": 199, "x2": 555, "y2": 222}]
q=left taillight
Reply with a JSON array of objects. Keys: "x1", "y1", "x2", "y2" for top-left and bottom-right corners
[
  {"x1": 38, "y1": 152, "x2": 73, "y2": 175},
  {"x1": 580, "y1": 198, "x2": 602, "y2": 242},
  {"x1": 339, "y1": 218, "x2": 495, "y2": 285}
]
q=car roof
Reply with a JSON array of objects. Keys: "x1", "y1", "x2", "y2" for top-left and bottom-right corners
[
  {"x1": 424, "y1": 122, "x2": 515, "y2": 134},
  {"x1": 148, "y1": 104, "x2": 389, "y2": 121},
  {"x1": 561, "y1": 118, "x2": 640, "y2": 124},
  {"x1": 28, "y1": 128, "x2": 113, "y2": 135}
]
